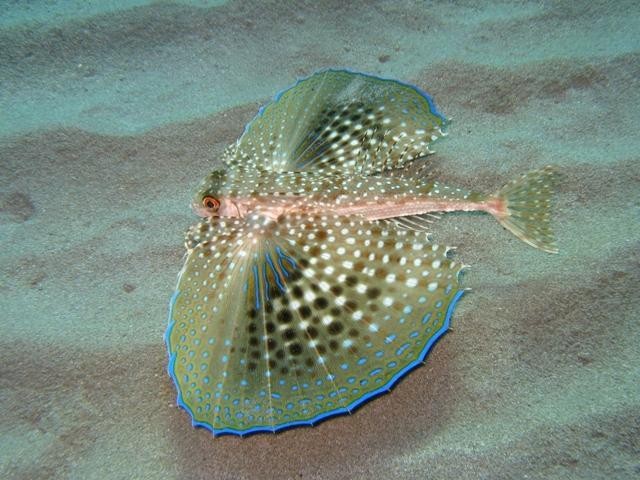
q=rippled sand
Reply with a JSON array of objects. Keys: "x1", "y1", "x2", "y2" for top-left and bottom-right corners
[{"x1": 1, "y1": 1, "x2": 638, "y2": 478}]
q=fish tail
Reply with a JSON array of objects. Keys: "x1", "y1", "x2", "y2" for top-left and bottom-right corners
[{"x1": 491, "y1": 166, "x2": 560, "y2": 253}]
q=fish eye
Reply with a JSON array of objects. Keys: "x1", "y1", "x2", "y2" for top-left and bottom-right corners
[{"x1": 202, "y1": 196, "x2": 220, "y2": 210}]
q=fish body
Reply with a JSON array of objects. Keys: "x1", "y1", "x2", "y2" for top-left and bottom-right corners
[
  {"x1": 193, "y1": 167, "x2": 556, "y2": 251},
  {"x1": 166, "y1": 70, "x2": 558, "y2": 436}
]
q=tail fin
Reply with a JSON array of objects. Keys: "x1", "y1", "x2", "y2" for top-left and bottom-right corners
[{"x1": 492, "y1": 166, "x2": 560, "y2": 253}]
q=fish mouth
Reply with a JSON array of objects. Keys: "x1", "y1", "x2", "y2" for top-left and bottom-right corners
[{"x1": 191, "y1": 203, "x2": 213, "y2": 218}]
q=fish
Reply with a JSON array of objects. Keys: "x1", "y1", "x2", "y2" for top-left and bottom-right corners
[{"x1": 165, "y1": 69, "x2": 558, "y2": 436}]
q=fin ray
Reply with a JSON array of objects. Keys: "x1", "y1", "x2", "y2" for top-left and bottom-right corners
[
  {"x1": 493, "y1": 166, "x2": 559, "y2": 253},
  {"x1": 226, "y1": 70, "x2": 447, "y2": 176},
  {"x1": 390, "y1": 213, "x2": 442, "y2": 232},
  {"x1": 166, "y1": 213, "x2": 464, "y2": 434}
]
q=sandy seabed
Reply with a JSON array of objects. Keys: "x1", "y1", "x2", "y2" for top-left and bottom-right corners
[{"x1": 1, "y1": 1, "x2": 639, "y2": 479}]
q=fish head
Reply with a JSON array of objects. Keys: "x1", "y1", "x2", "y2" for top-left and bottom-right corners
[{"x1": 191, "y1": 168, "x2": 240, "y2": 218}]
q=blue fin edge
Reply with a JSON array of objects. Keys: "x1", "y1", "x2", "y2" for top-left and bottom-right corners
[
  {"x1": 240, "y1": 68, "x2": 448, "y2": 140},
  {"x1": 165, "y1": 288, "x2": 466, "y2": 437}
]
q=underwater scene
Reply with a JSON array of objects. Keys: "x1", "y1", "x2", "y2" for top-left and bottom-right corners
[{"x1": 1, "y1": 1, "x2": 638, "y2": 479}]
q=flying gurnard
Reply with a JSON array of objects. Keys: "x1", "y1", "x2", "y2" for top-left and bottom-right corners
[{"x1": 165, "y1": 70, "x2": 558, "y2": 436}]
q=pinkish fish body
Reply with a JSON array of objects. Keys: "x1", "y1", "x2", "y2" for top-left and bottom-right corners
[
  {"x1": 193, "y1": 167, "x2": 557, "y2": 252},
  {"x1": 166, "y1": 70, "x2": 558, "y2": 437}
]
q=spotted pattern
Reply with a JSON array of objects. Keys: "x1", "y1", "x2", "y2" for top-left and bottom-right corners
[
  {"x1": 224, "y1": 69, "x2": 447, "y2": 176},
  {"x1": 167, "y1": 213, "x2": 463, "y2": 434},
  {"x1": 194, "y1": 168, "x2": 439, "y2": 204},
  {"x1": 496, "y1": 166, "x2": 559, "y2": 253},
  {"x1": 166, "y1": 70, "x2": 560, "y2": 435},
  {"x1": 166, "y1": 70, "x2": 469, "y2": 436}
]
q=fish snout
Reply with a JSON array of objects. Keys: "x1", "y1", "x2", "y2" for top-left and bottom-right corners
[{"x1": 191, "y1": 202, "x2": 217, "y2": 218}]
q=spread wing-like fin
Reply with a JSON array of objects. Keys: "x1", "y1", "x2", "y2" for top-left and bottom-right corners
[
  {"x1": 166, "y1": 213, "x2": 464, "y2": 435},
  {"x1": 225, "y1": 70, "x2": 447, "y2": 176}
]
